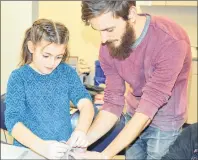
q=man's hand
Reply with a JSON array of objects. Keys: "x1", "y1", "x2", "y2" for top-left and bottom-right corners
[
  {"x1": 71, "y1": 151, "x2": 110, "y2": 159},
  {"x1": 67, "y1": 130, "x2": 89, "y2": 148}
]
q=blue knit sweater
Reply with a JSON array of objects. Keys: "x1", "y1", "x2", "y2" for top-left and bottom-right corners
[{"x1": 5, "y1": 63, "x2": 91, "y2": 147}]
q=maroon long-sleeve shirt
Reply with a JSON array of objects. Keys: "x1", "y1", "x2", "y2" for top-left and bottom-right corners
[{"x1": 99, "y1": 15, "x2": 192, "y2": 131}]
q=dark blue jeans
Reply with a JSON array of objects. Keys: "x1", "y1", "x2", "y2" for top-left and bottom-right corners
[
  {"x1": 125, "y1": 113, "x2": 181, "y2": 160},
  {"x1": 161, "y1": 123, "x2": 198, "y2": 160}
]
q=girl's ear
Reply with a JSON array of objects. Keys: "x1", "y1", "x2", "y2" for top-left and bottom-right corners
[{"x1": 27, "y1": 41, "x2": 35, "y2": 53}]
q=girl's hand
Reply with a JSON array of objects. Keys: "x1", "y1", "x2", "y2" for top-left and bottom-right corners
[
  {"x1": 38, "y1": 140, "x2": 69, "y2": 159},
  {"x1": 67, "y1": 130, "x2": 89, "y2": 148}
]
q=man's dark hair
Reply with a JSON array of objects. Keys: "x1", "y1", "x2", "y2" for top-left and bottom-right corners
[{"x1": 81, "y1": 0, "x2": 136, "y2": 25}]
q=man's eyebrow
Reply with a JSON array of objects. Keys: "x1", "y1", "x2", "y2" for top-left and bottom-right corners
[{"x1": 91, "y1": 26, "x2": 115, "y2": 31}]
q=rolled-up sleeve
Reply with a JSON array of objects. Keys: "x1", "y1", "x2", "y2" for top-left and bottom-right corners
[
  {"x1": 5, "y1": 71, "x2": 26, "y2": 134},
  {"x1": 136, "y1": 40, "x2": 191, "y2": 119},
  {"x1": 99, "y1": 46, "x2": 125, "y2": 117},
  {"x1": 68, "y1": 68, "x2": 92, "y2": 107}
]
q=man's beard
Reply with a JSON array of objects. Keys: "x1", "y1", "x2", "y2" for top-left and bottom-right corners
[{"x1": 106, "y1": 22, "x2": 136, "y2": 60}]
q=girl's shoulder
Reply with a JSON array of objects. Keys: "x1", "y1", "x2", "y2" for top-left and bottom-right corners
[
  {"x1": 58, "y1": 62, "x2": 77, "y2": 74},
  {"x1": 7, "y1": 65, "x2": 30, "y2": 84},
  {"x1": 9, "y1": 65, "x2": 29, "y2": 77}
]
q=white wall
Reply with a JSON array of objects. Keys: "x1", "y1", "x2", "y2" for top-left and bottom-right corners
[{"x1": 1, "y1": 1, "x2": 38, "y2": 93}]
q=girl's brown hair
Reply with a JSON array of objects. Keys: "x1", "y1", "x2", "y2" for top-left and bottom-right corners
[{"x1": 18, "y1": 19, "x2": 70, "y2": 66}]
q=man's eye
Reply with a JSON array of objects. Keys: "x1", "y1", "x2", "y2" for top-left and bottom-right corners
[{"x1": 43, "y1": 55, "x2": 49, "y2": 58}]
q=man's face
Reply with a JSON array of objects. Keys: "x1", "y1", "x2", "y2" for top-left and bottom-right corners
[{"x1": 90, "y1": 12, "x2": 136, "y2": 60}]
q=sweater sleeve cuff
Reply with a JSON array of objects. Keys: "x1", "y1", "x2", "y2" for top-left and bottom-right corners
[
  {"x1": 101, "y1": 102, "x2": 123, "y2": 118},
  {"x1": 6, "y1": 119, "x2": 21, "y2": 135},
  {"x1": 135, "y1": 98, "x2": 159, "y2": 120}
]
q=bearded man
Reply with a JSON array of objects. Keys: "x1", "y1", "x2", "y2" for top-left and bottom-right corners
[{"x1": 75, "y1": 1, "x2": 192, "y2": 159}]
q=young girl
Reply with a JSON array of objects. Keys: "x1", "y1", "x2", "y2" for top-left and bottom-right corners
[{"x1": 5, "y1": 19, "x2": 94, "y2": 159}]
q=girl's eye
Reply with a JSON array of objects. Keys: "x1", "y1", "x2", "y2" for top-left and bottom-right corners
[
  {"x1": 57, "y1": 56, "x2": 63, "y2": 59},
  {"x1": 107, "y1": 29, "x2": 114, "y2": 32}
]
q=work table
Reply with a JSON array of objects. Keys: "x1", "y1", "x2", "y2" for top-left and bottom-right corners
[
  {"x1": 1, "y1": 142, "x2": 125, "y2": 159},
  {"x1": 1, "y1": 142, "x2": 44, "y2": 159}
]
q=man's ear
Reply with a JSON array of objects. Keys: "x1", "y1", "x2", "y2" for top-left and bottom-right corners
[
  {"x1": 27, "y1": 41, "x2": 35, "y2": 53},
  {"x1": 128, "y1": 6, "x2": 137, "y2": 23}
]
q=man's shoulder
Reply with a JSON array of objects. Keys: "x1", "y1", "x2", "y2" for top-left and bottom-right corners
[
  {"x1": 149, "y1": 15, "x2": 189, "y2": 43},
  {"x1": 150, "y1": 15, "x2": 180, "y2": 32}
]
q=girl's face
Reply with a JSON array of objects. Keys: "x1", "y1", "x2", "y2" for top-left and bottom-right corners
[{"x1": 28, "y1": 40, "x2": 66, "y2": 75}]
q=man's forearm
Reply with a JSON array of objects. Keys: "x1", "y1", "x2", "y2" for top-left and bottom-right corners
[
  {"x1": 87, "y1": 110, "x2": 118, "y2": 146},
  {"x1": 102, "y1": 112, "x2": 151, "y2": 158}
]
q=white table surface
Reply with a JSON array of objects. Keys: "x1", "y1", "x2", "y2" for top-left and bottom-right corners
[{"x1": 1, "y1": 143, "x2": 45, "y2": 159}]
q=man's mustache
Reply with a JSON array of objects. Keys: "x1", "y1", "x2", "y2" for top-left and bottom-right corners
[{"x1": 102, "y1": 40, "x2": 118, "y2": 45}]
